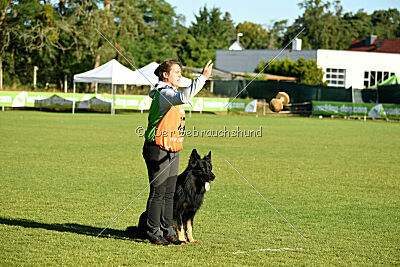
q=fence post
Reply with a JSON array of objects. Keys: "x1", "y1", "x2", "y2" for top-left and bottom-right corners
[
  {"x1": 64, "y1": 74, "x2": 68, "y2": 93},
  {"x1": 263, "y1": 99, "x2": 266, "y2": 116}
]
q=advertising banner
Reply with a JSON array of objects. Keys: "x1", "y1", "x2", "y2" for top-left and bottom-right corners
[
  {"x1": 0, "y1": 91, "x2": 54, "y2": 107},
  {"x1": 0, "y1": 91, "x2": 258, "y2": 112},
  {"x1": 35, "y1": 94, "x2": 74, "y2": 108},
  {"x1": 228, "y1": 99, "x2": 258, "y2": 112},
  {"x1": 312, "y1": 101, "x2": 400, "y2": 119},
  {"x1": 184, "y1": 98, "x2": 229, "y2": 112}
]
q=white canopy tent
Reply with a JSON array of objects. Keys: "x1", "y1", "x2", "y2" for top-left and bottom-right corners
[{"x1": 73, "y1": 59, "x2": 192, "y2": 114}]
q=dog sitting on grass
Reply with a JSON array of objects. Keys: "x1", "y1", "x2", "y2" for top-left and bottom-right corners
[
  {"x1": 173, "y1": 149, "x2": 215, "y2": 243},
  {"x1": 129, "y1": 149, "x2": 215, "y2": 243}
]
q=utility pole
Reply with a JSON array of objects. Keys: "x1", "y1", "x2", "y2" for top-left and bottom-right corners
[{"x1": 237, "y1": 32, "x2": 243, "y2": 44}]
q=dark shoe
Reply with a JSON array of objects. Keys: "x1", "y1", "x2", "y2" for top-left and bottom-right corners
[
  {"x1": 165, "y1": 235, "x2": 186, "y2": 245},
  {"x1": 150, "y1": 236, "x2": 170, "y2": 246}
]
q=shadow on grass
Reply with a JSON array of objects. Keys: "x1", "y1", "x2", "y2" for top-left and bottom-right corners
[{"x1": 0, "y1": 217, "x2": 147, "y2": 243}]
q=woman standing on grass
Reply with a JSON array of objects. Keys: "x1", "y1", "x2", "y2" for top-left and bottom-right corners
[{"x1": 141, "y1": 59, "x2": 213, "y2": 245}]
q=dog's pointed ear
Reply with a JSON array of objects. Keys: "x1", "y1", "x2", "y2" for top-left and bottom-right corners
[
  {"x1": 204, "y1": 151, "x2": 211, "y2": 161},
  {"x1": 189, "y1": 149, "x2": 200, "y2": 166}
]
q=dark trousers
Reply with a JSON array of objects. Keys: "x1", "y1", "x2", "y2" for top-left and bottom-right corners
[{"x1": 143, "y1": 141, "x2": 179, "y2": 239}]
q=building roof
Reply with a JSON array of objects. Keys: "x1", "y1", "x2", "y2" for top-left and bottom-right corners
[
  {"x1": 348, "y1": 39, "x2": 400, "y2": 54},
  {"x1": 230, "y1": 72, "x2": 297, "y2": 81},
  {"x1": 183, "y1": 66, "x2": 232, "y2": 80},
  {"x1": 183, "y1": 66, "x2": 296, "y2": 81},
  {"x1": 215, "y1": 49, "x2": 317, "y2": 73}
]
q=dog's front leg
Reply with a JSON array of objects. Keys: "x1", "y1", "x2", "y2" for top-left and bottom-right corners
[
  {"x1": 174, "y1": 217, "x2": 186, "y2": 242},
  {"x1": 185, "y1": 218, "x2": 198, "y2": 243}
]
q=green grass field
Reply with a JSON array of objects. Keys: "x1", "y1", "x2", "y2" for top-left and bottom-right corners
[{"x1": 1, "y1": 110, "x2": 399, "y2": 265}]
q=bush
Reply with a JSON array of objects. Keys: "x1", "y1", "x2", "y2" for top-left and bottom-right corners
[{"x1": 255, "y1": 57, "x2": 326, "y2": 85}]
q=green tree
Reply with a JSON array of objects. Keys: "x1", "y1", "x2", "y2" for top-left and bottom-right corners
[
  {"x1": 125, "y1": 0, "x2": 182, "y2": 67},
  {"x1": 236, "y1": 21, "x2": 269, "y2": 49},
  {"x1": 0, "y1": 0, "x2": 12, "y2": 88},
  {"x1": 181, "y1": 6, "x2": 235, "y2": 67},
  {"x1": 339, "y1": 10, "x2": 372, "y2": 49},
  {"x1": 282, "y1": 0, "x2": 400, "y2": 50},
  {"x1": 2, "y1": 0, "x2": 144, "y2": 89},
  {"x1": 282, "y1": 0, "x2": 343, "y2": 50},
  {"x1": 267, "y1": 19, "x2": 288, "y2": 49},
  {"x1": 3, "y1": 0, "x2": 64, "y2": 87},
  {"x1": 370, "y1": 9, "x2": 400, "y2": 38}
]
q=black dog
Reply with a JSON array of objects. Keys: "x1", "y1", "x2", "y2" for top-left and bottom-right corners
[
  {"x1": 173, "y1": 149, "x2": 215, "y2": 243},
  {"x1": 131, "y1": 149, "x2": 215, "y2": 243}
]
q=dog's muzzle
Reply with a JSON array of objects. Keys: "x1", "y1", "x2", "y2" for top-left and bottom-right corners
[{"x1": 209, "y1": 173, "x2": 216, "y2": 181}]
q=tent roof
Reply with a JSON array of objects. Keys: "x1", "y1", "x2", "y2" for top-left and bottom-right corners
[
  {"x1": 131, "y1": 62, "x2": 192, "y2": 87},
  {"x1": 129, "y1": 62, "x2": 160, "y2": 85},
  {"x1": 73, "y1": 59, "x2": 137, "y2": 84},
  {"x1": 73, "y1": 59, "x2": 192, "y2": 87}
]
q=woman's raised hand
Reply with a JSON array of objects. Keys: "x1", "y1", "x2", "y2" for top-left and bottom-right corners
[{"x1": 202, "y1": 60, "x2": 213, "y2": 79}]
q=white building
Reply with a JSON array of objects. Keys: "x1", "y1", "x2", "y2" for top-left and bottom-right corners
[
  {"x1": 215, "y1": 38, "x2": 400, "y2": 89},
  {"x1": 316, "y1": 50, "x2": 399, "y2": 89}
]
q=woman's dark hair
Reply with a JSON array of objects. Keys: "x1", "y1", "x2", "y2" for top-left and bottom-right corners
[{"x1": 154, "y1": 59, "x2": 183, "y2": 81}]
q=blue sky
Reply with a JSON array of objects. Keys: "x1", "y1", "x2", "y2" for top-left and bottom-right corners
[{"x1": 166, "y1": 0, "x2": 399, "y2": 27}]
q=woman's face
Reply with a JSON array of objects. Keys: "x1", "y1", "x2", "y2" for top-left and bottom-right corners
[{"x1": 163, "y1": 64, "x2": 182, "y2": 88}]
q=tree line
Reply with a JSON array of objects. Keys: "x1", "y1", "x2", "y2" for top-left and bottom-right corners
[{"x1": 1, "y1": 0, "x2": 399, "y2": 90}]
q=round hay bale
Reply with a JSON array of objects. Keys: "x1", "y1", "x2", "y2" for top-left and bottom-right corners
[
  {"x1": 276, "y1": 92, "x2": 290, "y2": 106},
  {"x1": 269, "y1": 98, "x2": 283, "y2": 112}
]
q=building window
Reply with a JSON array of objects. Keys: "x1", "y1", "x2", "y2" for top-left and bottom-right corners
[
  {"x1": 364, "y1": 71, "x2": 395, "y2": 88},
  {"x1": 326, "y1": 68, "x2": 346, "y2": 87}
]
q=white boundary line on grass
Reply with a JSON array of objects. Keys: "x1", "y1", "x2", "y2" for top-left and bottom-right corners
[{"x1": 233, "y1": 247, "x2": 303, "y2": 254}]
